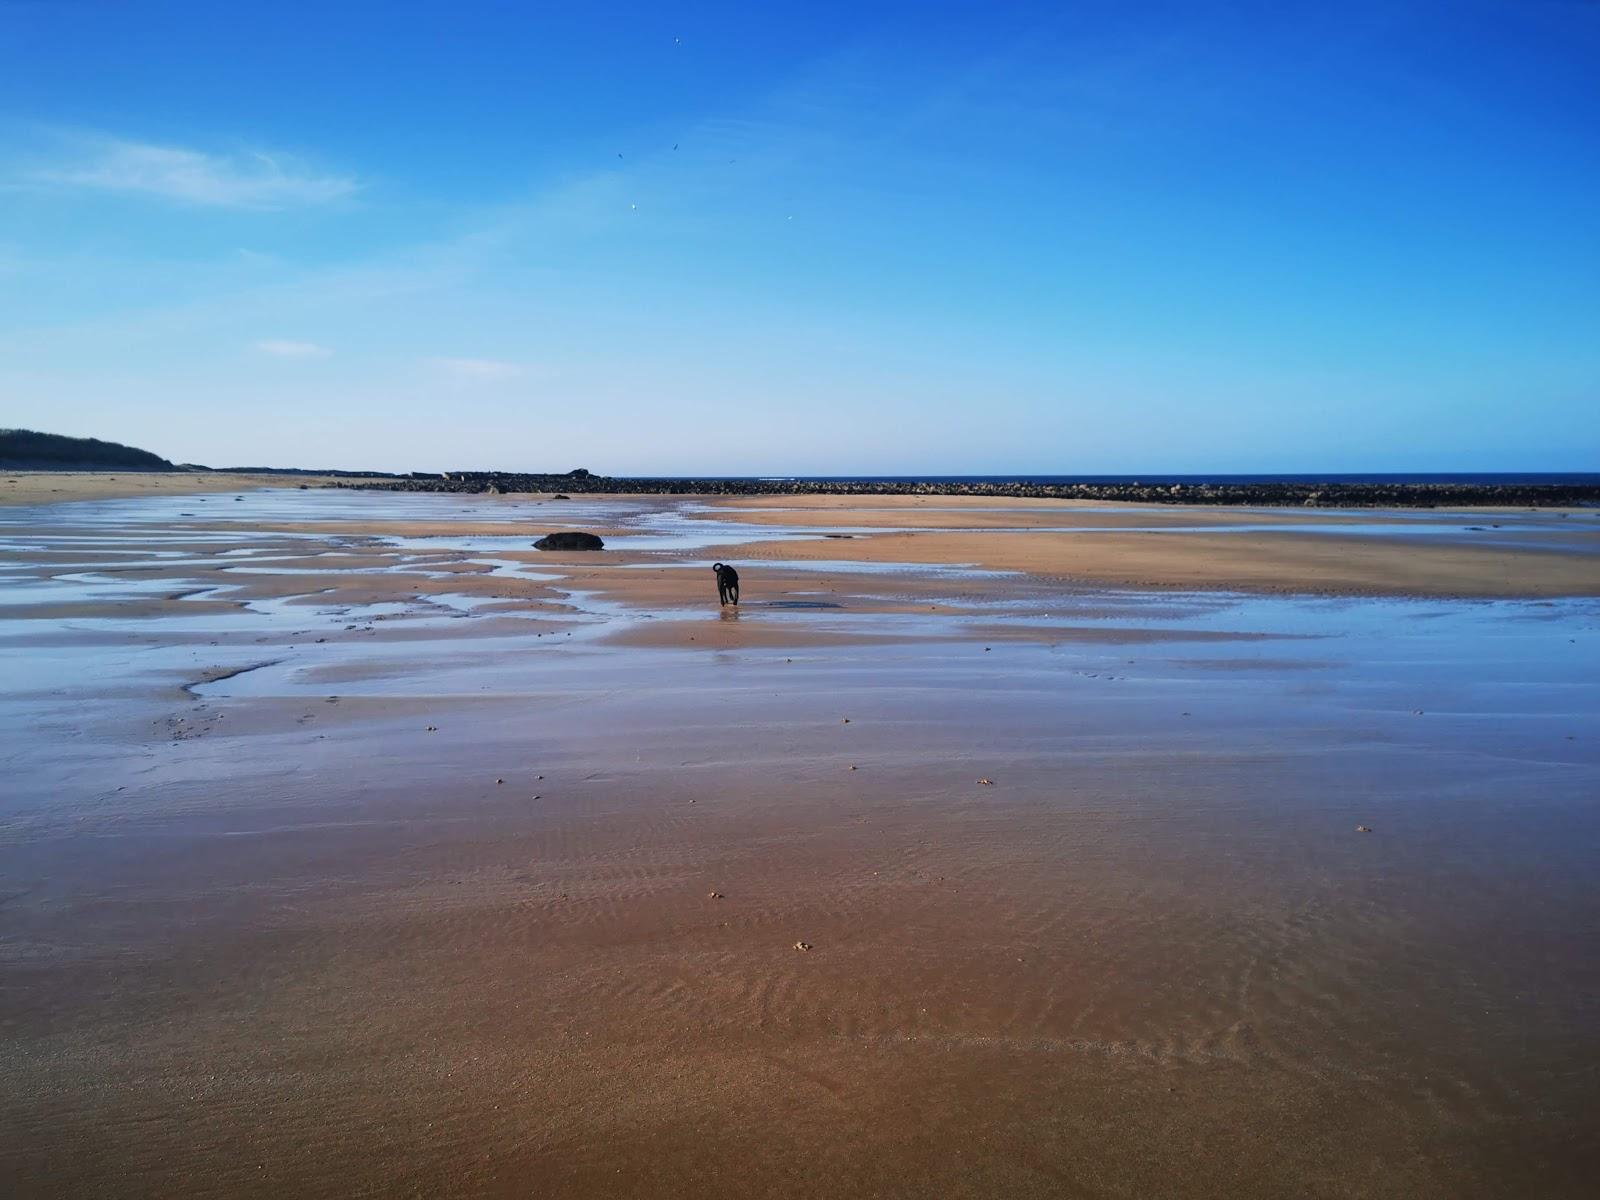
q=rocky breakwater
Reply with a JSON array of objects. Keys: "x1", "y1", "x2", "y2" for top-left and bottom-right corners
[{"x1": 331, "y1": 469, "x2": 1600, "y2": 509}]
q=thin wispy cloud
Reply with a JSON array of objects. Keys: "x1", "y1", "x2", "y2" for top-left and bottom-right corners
[
  {"x1": 426, "y1": 357, "x2": 525, "y2": 381},
  {"x1": 23, "y1": 135, "x2": 355, "y2": 210},
  {"x1": 255, "y1": 339, "x2": 332, "y2": 359}
]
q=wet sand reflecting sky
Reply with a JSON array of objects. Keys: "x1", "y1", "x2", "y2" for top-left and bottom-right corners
[{"x1": 3, "y1": 491, "x2": 1598, "y2": 1197}]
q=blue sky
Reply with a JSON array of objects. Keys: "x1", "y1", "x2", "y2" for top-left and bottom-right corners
[{"x1": 1, "y1": 0, "x2": 1596, "y2": 473}]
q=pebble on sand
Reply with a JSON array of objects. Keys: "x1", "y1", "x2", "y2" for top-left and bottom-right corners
[
  {"x1": 1356, "y1": 825, "x2": 1372, "y2": 833},
  {"x1": 977, "y1": 778, "x2": 993, "y2": 786},
  {"x1": 794, "y1": 941, "x2": 813, "y2": 951}
]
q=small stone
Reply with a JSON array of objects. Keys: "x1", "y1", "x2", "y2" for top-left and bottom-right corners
[
  {"x1": 841, "y1": 718, "x2": 850, "y2": 724},
  {"x1": 709, "y1": 891, "x2": 724, "y2": 899},
  {"x1": 794, "y1": 941, "x2": 812, "y2": 951},
  {"x1": 977, "y1": 778, "x2": 993, "y2": 786},
  {"x1": 848, "y1": 764, "x2": 857, "y2": 771},
  {"x1": 496, "y1": 778, "x2": 504, "y2": 784},
  {"x1": 1356, "y1": 825, "x2": 1372, "y2": 833}
]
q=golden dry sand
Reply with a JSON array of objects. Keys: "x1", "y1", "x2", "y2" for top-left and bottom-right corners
[
  {"x1": 710, "y1": 493, "x2": 1600, "y2": 598},
  {"x1": 725, "y1": 527, "x2": 1598, "y2": 597},
  {"x1": 0, "y1": 470, "x2": 347, "y2": 506}
]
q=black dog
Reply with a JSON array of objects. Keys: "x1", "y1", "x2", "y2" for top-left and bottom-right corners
[{"x1": 712, "y1": 562, "x2": 740, "y2": 607}]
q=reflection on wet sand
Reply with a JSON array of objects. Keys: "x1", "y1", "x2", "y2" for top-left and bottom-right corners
[{"x1": 2, "y1": 489, "x2": 1598, "y2": 1198}]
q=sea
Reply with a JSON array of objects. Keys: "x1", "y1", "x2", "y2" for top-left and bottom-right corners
[{"x1": 728, "y1": 473, "x2": 1600, "y2": 486}]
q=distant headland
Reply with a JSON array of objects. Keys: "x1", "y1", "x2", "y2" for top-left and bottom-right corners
[
  {"x1": 0, "y1": 428, "x2": 176, "y2": 472},
  {"x1": 1, "y1": 429, "x2": 404, "y2": 479}
]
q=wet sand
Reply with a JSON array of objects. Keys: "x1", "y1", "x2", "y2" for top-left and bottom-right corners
[{"x1": 2, "y1": 487, "x2": 1599, "y2": 1197}]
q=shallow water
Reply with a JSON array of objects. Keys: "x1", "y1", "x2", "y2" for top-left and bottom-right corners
[{"x1": 3, "y1": 488, "x2": 1597, "y2": 732}]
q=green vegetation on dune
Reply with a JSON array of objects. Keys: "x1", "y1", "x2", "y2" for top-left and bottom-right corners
[{"x1": 0, "y1": 429, "x2": 175, "y2": 471}]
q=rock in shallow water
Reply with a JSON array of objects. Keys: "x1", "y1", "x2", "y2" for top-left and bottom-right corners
[{"x1": 533, "y1": 531, "x2": 605, "y2": 551}]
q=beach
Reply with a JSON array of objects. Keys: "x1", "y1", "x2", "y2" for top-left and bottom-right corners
[{"x1": 3, "y1": 480, "x2": 1598, "y2": 1197}]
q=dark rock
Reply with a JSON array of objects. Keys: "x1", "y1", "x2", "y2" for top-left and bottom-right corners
[{"x1": 534, "y1": 531, "x2": 605, "y2": 551}]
